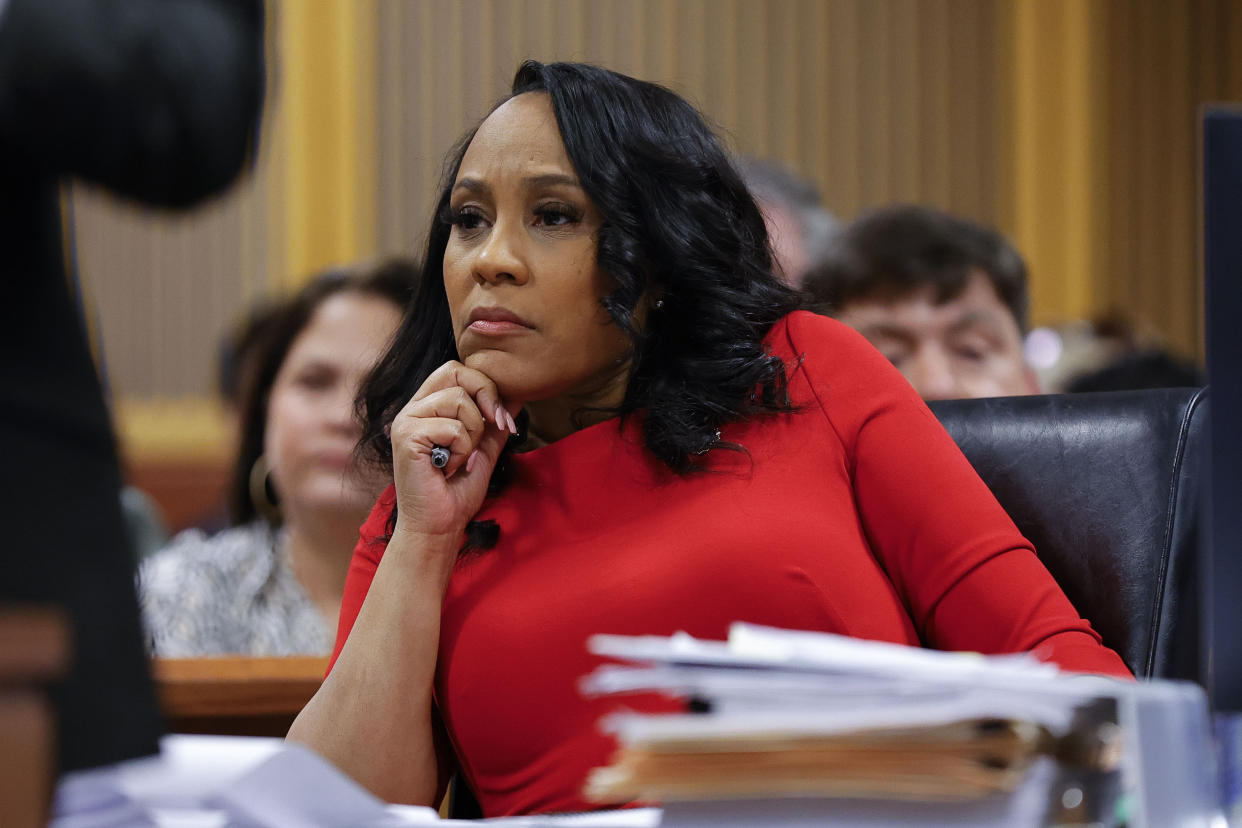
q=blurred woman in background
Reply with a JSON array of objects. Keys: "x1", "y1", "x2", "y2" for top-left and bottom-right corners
[{"x1": 139, "y1": 260, "x2": 415, "y2": 656}]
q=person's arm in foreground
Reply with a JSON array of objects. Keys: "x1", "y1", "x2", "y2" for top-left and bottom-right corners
[{"x1": 287, "y1": 363, "x2": 515, "y2": 805}]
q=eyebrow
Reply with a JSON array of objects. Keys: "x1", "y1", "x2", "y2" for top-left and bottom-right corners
[
  {"x1": 452, "y1": 172, "x2": 582, "y2": 195},
  {"x1": 856, "y1": 323, "x2": 917, "y2": 344},
  {"x1": 857, "y1": 312, "x2": 1006, "y2": 343},
  {"x1": 946, "y1": 310, "x2": 1006, "y2": 337}
]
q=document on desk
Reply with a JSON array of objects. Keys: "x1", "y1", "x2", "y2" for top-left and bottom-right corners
[
  {"x1": 581, "y1": 623, "x2": 1223, "y2": 828},
  {"x1": 585, "y1": 623, "x2": 1110, "y2": 735},
  {"x1": 52, "y1": 735, "x2": 657, "y2": 827},
  {"x1": 52, "y1": 735, "x2": 442, "y2": 827},
  {"x1": 581, "y1": 624, "x2": 1143, "y2": 826}
]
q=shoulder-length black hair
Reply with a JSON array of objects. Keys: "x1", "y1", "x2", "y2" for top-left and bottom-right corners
[
  {"x1": 227, "y1": 259, "x2": 418, "y2": 526},
  {"x1": 358, "y1": 61, "x2": 800, "y2": 545}
]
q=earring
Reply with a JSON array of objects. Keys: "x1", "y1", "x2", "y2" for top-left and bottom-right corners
[
  {"x1": 695, "y1": 429, "x2": 722, "y2": 455},
  {"x1": 249, "y1": 454, "x2": 282, "y2": 524},
  {"x1": 654, "y1": 299, "x2": 665, "y2": 309}
]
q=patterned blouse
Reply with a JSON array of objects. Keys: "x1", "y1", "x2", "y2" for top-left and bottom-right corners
[{"x1": 138, "y1": 521, "x2": 332, "y2": 657}]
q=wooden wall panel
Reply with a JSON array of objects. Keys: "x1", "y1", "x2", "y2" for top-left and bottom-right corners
[
  {"x1": 72, "y1": 168, "x2": 275, "y2": 399},
  {"x1": 70, "y1": 0, "x2": 1230, "y2": 463},
  {"x1": 373, "y1": 0, "x2": 1008, "y2": 261},
  {"x1": 1091, "y1": 0, "x2": 1242, "y2": 356}
]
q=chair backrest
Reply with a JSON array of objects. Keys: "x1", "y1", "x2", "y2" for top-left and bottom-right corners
[{"x1": 928, "y1": 388, "x2": 1207, "y2": 680}]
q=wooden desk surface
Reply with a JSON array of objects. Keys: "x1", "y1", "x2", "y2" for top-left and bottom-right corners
[
  {"x1": 154, "y1": 655, "x2": 329, "y2": 737},
  {"x1": 0, "y1": 606, "x2": 69, "y2": 828}
]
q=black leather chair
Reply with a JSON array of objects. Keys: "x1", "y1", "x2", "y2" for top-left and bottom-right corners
[{"x1": 928, "y1": 387, "x2": 1207, "y2": 681}]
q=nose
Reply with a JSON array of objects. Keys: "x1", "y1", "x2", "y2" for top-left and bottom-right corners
[
  {"x1": 908, "y1": 347, "x2": 965, "y2": 401},
  {"x1": 326, "y1": 381, "x2": 362, "y2": 434},
  {"x1": 473, "y1": 217, "x2": 529, "y2": 286}
]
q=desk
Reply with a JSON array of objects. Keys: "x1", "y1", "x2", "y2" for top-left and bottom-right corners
[{"x1": 153, "y1": 655, "x2": 328, "y2": 737}]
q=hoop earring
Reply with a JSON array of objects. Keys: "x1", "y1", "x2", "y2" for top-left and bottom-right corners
[{"x1": 249, "y1": 454, "x2": 282, "y2": 524}]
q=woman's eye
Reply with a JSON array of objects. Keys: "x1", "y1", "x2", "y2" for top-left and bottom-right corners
[
  {"x1": 534, "y1": 204, "x2": 581, "y2": 227},
  {"x1": 449, "y1": 207, "x2": 487, "y2": 231},
  {"x1": 296, "y1": 370, "x2": 335, "y2": 391}
]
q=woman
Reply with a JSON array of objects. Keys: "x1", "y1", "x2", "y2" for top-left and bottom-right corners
[
  {"x1": 139, "y1": 261, "x2": 414, "y2": 656},
  {"x1": 288, "y1": 62, "x2": 1129, "y2": 815}
]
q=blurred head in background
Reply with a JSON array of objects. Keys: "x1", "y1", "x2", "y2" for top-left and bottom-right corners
[
  {"x1": 1036, "y1": 310, "x2": 1206, "y2": 394},
  {"x1": 804, "y1": 204, "x2": 1038, "y2": 401},
  {"x1": 141, "y1": 259, "x2": 417, "y2": 658},
  {"x1": 229, "y1": 260, "x2": 415, "y2": 531},
  {"x1": 736, "y1": 155, "x2": 839, "y2": 288}
]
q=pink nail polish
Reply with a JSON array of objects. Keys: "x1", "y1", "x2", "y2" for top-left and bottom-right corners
[
  {"x1": 466, "y1": 449, "x2": 479, "y2": 474},
  {"x1": 506, "y1": 411, "x2": 517, "y2": 434},
  {"x1": 495, "y1": 405, "x2": 506, "y2": 432}
]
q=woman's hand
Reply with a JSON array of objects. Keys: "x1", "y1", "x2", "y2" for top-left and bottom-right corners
[
  {"x1": 388, "y1": 360, "x2": 518, "y2": 546},
  {"x1": 289, "y1": 360, "x2": 514, "y2": 805}
]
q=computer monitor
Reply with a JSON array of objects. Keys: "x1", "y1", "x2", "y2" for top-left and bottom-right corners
[{"x1": 1202, "y1": 106, "x2": 1242, "y2": 711}]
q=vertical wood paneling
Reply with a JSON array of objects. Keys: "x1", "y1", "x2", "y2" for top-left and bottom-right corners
[
  {"x1": 1011, "y1": 0, "x2": 1098, "y2": 324},
  {"x1": 825, "y1": 0, "x2": 862, "y2": 212},
  {"x1": 917, "y1": 0, "x2": 951, "y2": 205},
  {"x1": 803, "y1": 0, "x2": 832, "y2": 193},
  {"x1": 674, "y1": 0, "x2": 709, "y2": 113},
  {"x1": 889, "y1": 1, "x2": 919, "y2": 204},
  {"x1": 74, "y1": 0, "x2": 1225, "y2": 458},
  {"x1": 1088, "y1": 0, "x2": 1236, "y2": 356},
  {"x1": 858, "y1": 1, "x2": 894, "y2": 205},
  {"x1": 771, "y1": 1, "x2": 800, "y2": 163}
]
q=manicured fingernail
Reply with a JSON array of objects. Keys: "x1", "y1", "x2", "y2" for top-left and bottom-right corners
[
  {"x1": 495, "y1": 405, "x2": 506, "y2": 432},
  {"x1": 506, "y1": 411, "x2": 517, "y2": 434},
  {"x1": 466, "y1": 449, "x2": 479, "y2": 474}
]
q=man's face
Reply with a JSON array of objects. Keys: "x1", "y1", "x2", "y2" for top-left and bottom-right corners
[{"x1": 835, "y1": 269, "x2": 1039, "y2": 400}]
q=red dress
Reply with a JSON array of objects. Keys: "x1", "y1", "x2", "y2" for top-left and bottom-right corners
[{"x1": 332, "y1": 311, "x2": 1131, "y2": 816}]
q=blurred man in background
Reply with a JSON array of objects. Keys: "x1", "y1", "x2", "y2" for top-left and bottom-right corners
[
  {"x1": 804, "y1": 204, "x2": 1039, "y2": 401},
  {"x1": 737, "y1": 155, "x2": 840, "y2": 288}
]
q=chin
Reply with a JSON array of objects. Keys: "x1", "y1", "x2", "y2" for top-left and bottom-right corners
[
  {"x1": 462, "y1": 351, "x2": 539, "y2": 401},
  {"x1": 300, "y1": 477, "x2": 379, "y2": 515}
]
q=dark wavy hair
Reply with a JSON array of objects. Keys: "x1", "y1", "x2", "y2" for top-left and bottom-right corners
[
  {"x1": 357, "y1": 60, "x2": 801, "y2": 549},
  {"x1": 227, "y1": 259, "x2": 418, "y2": 526},
  {"x1": 803, "y1": 204, "x2": 1031, "y2": 333}
]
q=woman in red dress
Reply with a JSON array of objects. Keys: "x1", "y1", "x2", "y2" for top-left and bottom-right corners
[{"x1": 288, "y1": 60, "x2": 1130, "y2": 817}]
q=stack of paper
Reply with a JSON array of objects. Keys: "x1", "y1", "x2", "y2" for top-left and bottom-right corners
[
  {"x1": 579, "y1": 624, "x2": 1220, "y2": 827},
  {"x1": 584, "y1": 625, "x2": 1119, "y2": 801}
]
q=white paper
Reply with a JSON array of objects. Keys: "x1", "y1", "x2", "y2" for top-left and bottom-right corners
[
  {"x1": 53, "y1": 736, "x2": 447, "y2": 827},
  {"x1": 210, "y1": 741, "x2": 441, "y2": 826},
  {"x1": 469, "y1": 807, "x2": 662, "y2": 826},
  {"x1": 585, "y1": 623, "x2": 1122, "y2": 737},
  {"x1": 589, "y1": 622, "x2": 1065, "y2": 686}
]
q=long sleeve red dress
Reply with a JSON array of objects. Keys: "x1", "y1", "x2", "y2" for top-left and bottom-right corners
[{"x1": 332, "y1": 310, "x2": 1132, "y2": 817}]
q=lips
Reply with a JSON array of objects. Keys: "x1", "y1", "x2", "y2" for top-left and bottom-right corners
[{"x1": 467, "y1": 306, "x2": 534, "y2": 334}]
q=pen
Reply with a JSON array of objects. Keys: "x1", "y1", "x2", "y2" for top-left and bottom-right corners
[{"x1": 430, "y1": 445, "x2": 450, "y2": 469}]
